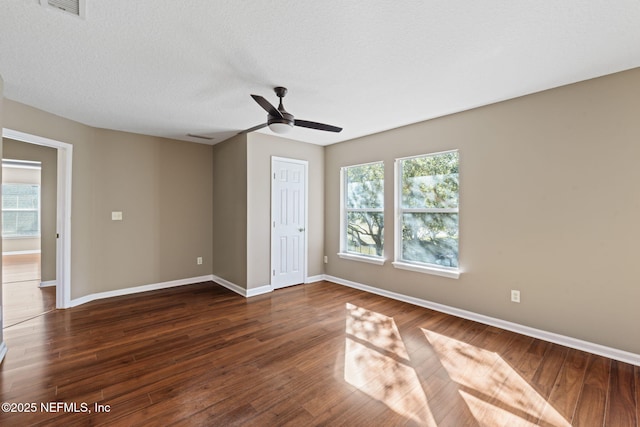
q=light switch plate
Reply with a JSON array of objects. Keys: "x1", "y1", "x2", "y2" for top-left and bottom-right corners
[{"x1": 112, "y1": 211, "x2": 123, "y2": 221}]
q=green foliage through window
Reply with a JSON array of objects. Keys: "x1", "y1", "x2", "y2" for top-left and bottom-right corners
[
  {"x1": 398, "y1": 151, "x2": 459, "y2": 268},
  {"x1": 344, "y1": 162, "x2": 384, "y2": 257}
]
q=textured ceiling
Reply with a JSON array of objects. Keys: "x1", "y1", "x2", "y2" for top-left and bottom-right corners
[{"x1": 1, "y1": 0, "x2": 639, "y2": 146}]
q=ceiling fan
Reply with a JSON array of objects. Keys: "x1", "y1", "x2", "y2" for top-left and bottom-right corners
[{"x1": 240, "y1": 87, "x2": 342, "y2": 135}]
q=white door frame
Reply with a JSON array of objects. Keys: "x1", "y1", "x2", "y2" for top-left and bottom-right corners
[
  {"x1": 271, "y1": 156, "x2": 308, "y2": 289},
  {"x1": 2, "y1": 128, "x2": 73, "y2": 309}
]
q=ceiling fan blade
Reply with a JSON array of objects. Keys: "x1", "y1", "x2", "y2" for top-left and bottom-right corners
[
  {"x1": 238, "y1": 123, "x2": 268, "y2": 135},
  {"x1": 294, "y1": 119, "x2": 342, "y2": 133},
  {"x1": 237, "y1": 123, "x2": 267, "y2": 135},
  {"x1": 251, "y1": 95, "x2": 283, "y2": 118}
]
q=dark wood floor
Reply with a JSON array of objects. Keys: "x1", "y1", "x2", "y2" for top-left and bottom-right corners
[
  {"x1": 0, "y1": 280, "x2": 638, "y2": 426},
  {"x1": 2, "y1": 253, "x2": 55, "y2": 328}
]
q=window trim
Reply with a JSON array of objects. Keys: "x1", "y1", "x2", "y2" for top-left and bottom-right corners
[
  {"x1": 394, "y1": 149, "x2": 460, "y2": 278},
  {"x1": 338, "y1": 161, "x2": 386, "y2": 264}
]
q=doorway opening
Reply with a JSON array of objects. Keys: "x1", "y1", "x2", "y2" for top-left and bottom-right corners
[{"x1": 1, "y1": 128, "x2": 73, "y2": 315}]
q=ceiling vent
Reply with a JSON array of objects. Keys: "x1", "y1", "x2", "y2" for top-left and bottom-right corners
[
  {"x1": 40, "y1": 0, "x2": 85, "y2": 18},
  {"x1": 187, "y1": 133, "x2": 215, "y2": 141}
]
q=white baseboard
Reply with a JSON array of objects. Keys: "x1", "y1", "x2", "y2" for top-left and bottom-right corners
[
  {"x1": 305, "y1": 275, "x2": 324, "y2": 284},
  {"x1": 65, "y1": 273, "x2": 273, "y2": 308},
  {"x1": 0, "y1": 341, "x2": 7, "y2": 364},
  {"x1": 39, "y1": 280, "x2": 56, "y2": 288},
  {"x1": 324, "y1": 274, "x2": 640, "y2": 367},
  {"x1": 211, "y1": 275, "x2": 247, "y2": 296},
  {"x1": 247, "y1": 285, "x2": 273, "y2": 297},
  {"x1": 211, "y1": 274, "x2": 273, "y2": 297},
  {"x1": 68, "y1": 275, "x2": 215, "y2": 308}
]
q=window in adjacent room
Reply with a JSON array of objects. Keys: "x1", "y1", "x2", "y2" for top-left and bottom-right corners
[
  {"x1": 2, "y1": 183, "x2": 41, "y2": 238},
  {"x1": 339, "y1": 161, "x2": 385, "y2": 264},
  {"x1": 394, "y1": 150, "x2": 459, "y2": 278}
]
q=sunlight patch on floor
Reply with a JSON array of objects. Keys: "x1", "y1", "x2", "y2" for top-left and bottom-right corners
[
  {"x1": 344, "y1": 303, "x2": 437, "y2": 426},
  {"x1": 423, "y1": 330, "x2": 570, "y2": 427}
]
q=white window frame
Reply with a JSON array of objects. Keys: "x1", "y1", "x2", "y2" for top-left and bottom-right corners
[
  {"x1": 338, "y1": 161, "x2": 385, "y2": 265},
  {"x1": 393, "y1": 150, "x2": 460, "y2": 279}
]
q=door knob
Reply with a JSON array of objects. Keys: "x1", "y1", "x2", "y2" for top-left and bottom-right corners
[{"x1": 298, "y1": 228, "x2": 305, "y2": 232}]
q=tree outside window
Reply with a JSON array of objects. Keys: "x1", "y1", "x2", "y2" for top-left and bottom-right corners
[
  {"x1": 343, "y1": 162, "x2": 384, "y2": 257},
  {"x1": 397, "y1": 151, "x2": 459, "y2": 268}
]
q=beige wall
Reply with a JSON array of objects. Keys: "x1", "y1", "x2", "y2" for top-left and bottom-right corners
[
  {"x1": 325, "y1": 68, "x2": 640, "y2": 354},
  {"x1": 247, "y1": 133, "x2": 324, "y2": 288},
  {"x1": 91, "y1": 128, "x2": 214, "y2": 291},
  {"x1": 212, "y1": 134, "x2": 247, "y2": 287},
  {"x1": 2, "y1": 99, "x2": 214, "y2": 298},
  {"x1": 2, "y1": 140, "x2": 57, "y2": 282}
]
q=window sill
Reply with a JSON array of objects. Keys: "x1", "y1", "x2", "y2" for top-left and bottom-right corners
[
  {"x1": 392, "y1": 261, "x2": 460, "y2": 279},
  {"x1": 337, "y1": 252, "x2": 386, "y2": 265}
]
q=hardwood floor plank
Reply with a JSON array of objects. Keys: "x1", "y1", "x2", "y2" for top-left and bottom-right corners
[
  {"x1": 605, "y1": 360, "x2": 637, "y2": 427},
  {"x1": 573, "y1": 354, "x2": 611, "y2": 427},
  {"x1": 1, "y1": 280, "x2": 638, "y2": 426},
  {"x1": 538, "y1": 348, "x2": 589, "y2": 426},
  {"x1": 636, "y1": 366, "x2": 640, "y2": 427}
]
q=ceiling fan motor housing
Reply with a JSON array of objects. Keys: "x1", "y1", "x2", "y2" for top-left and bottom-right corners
[{"x1": 268, "y1": 111, "x2": 294, "y2": 128}]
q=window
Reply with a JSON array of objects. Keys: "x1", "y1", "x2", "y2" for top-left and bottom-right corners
[
  {"x1": 339, "y1": 162, "x2": 384, "y2": 263},
  {"x1": 394, "y1": 150, "x2": 459, "y2": 277},
  {"x1": 2, "y1": 183, "x2": 41, "y2": 238}
]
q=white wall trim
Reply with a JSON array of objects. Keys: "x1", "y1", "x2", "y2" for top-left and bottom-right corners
[
  {"x1": 2, "y1": 128, "x2": 73, "y2": 310},
  {"x1": 211, "y1": 274, "x2": 273, "y2": 297},
  {"x1": 391, "y1": 261, "x2": 460, "y2": 279},
  {"x1": 305, "y1": 275, "x2": 324, "y2": 284},
  {"x1": 68, "y1": 275, "x2": 215, "y2": 308},
  {"x1": 39, "y1": 280, "x2": 56, "y2": 288},
  {"x1": 211, "y1": 274, "x2": 247, "y2": 296},
  {"x1": 338, "y1": 252, "x2": 386, "y2": 265},
  {"x1": 0, "y1": 341, "x2": 7, "y2": 364},
  {"x1": 2, "y1": 249, "x2": 41, "y2": 255},
  {"x1": 324, "y1": 274, "x2": 640, "y2": 367},
  {"x1": 247, "y1": 285, "x2": 273, "y2": 297}
]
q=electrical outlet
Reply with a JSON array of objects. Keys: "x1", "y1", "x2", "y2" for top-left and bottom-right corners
[
  {"x1": 511, "y1": 290, "x2": 521, "y2": 303},
  {"x1": 197, "y1": 257, "x2": 203, "y2": 265},
  {"x1": 324, "y1": 255, "x2": 328, "y2": 264}
]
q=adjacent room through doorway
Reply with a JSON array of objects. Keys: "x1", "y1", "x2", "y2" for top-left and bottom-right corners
[{"x1": 1, "y1": 159, "x2": 55, "y2": 327}]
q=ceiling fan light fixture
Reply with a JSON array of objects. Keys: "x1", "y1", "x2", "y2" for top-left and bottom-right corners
[{"x1": 268, "y1": 122, "x2": 293, "y2": 134}]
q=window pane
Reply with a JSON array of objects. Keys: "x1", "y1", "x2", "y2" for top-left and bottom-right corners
[
  {"x1": 347, "y1": 212, "x2": 384, "y2": 256},
  {"x1": 401, "y1": 213, "x2": 458, "y2": 267},
  {"x1": 2, "y1": 211, "x2": 17, "y2": 235},
  {"x1": 2, "y1": 211, "x2": 39, "y2": 237},
  {"x1": 401, "y1": 152, "x2": 459, "y2": 209},
  {"x1": 2, "y1": 184, "x2": 39, "y2": 209},
  {"x1": 2, "y1": 194, "x2": 18, "y2": 209},
  {"x1": 18, "y1": 194, "x2": 39, "y2": 209},
  {"x1": 346, "y1": 163, "x2": 384, "y2": 209},
  {"x1": 16, "y1": 211, "x2": 39, "y2": 235}
]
